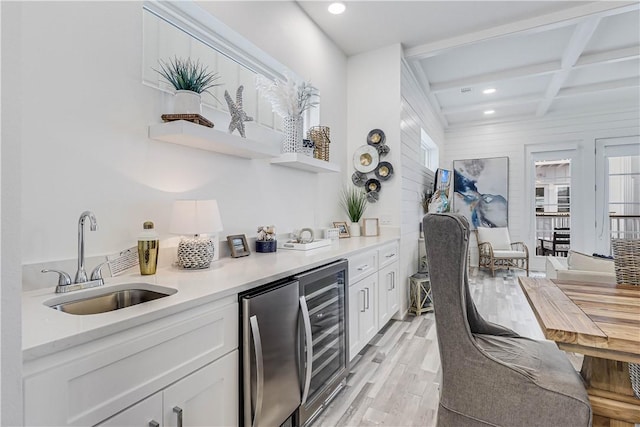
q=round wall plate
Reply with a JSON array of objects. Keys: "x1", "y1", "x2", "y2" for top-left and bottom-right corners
[
  {"x1": 367, "y1": 129, "x2": 386, "y2": 146},
  {"x1": 376, "y1": 144, "x2": 390, "y2": 157},
  {"x1": 366, "y1": 191, "x2": 379, "y2": 203},
  {"x1": 365, "y1": 178, "x2": 381, "y2": 193},
  {"x1": 375, "y1": 161, "x2": 394, "y2": 181},
  {"x1": 352, "y1": 171, "x2": 368, "y2": 187},
  {"x1": 353, "y1": 145, "x2": 379, "y2": 173}
]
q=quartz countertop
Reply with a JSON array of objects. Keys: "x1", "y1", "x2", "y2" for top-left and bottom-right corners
[{"x1": 22, "y1": 235, "x2": 399, "y2": 361}]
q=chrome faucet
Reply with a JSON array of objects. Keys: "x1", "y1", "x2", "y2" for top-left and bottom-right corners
[
  {"x1": 42, "y1": 210, "x2": 105, "y2": 293},
  {"x1": 75, "y1": 211, "x2": 98, "y2": 283}
]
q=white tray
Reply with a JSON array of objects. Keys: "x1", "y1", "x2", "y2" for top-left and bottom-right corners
[{"x1": 277, "y1": 239, "x2": 332, "y2": 251}]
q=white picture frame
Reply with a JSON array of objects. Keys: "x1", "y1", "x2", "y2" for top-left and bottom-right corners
[{"x1": 363, "y1": 218, "x2": 379, "y2": 236}]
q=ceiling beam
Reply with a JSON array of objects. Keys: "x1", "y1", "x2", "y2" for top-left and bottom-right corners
[
  {"x1": 556, "y1": 77, "x2": 640, "y2": 98},
  {"x1": 429, "y1": 46, "x2": 640, "y2": 95},
  {"x1": 404, "y1": 2, "x2": 638, "y2": 60},
  {"x1": 536, "y1": 16, "x2": 601, "y2": 117}
]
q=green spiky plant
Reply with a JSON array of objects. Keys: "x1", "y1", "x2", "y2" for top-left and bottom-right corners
[
  {"x1": 340, "y1": 186, "x2": 368, "y2": 223},
  {"x1": 154, "y1": 56, "x2": 222, "y2": 97}
]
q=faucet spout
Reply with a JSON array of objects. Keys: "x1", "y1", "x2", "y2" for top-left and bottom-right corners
[{"x1": 75, "y1": 211, "x2": 98, "y2": 283}]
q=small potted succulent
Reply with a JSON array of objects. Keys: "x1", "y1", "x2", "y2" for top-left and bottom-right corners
[
  {"x1": 340, "y1": 186, "x2": 368, "y2": 237},
  {"x1": 154, "y1": 56, "x2": 222, "y2": 114},
  {"x1": 256, "y1": 225, "x2": 277, "y2": 253}
]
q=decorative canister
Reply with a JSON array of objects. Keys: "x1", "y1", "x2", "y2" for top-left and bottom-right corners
[
  {"x1": 256, "y1": 240, "x2": 277, "y2": 253},
  {"x1": 307, "y1": 126, "x2": 330, "y2": 161},
  {"x1": 282, "y1": 115, "x2": 303, "y2": 153}
]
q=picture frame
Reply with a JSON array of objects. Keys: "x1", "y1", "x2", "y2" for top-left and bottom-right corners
[
  {"x1": 362, "y1": 218, "x2": 379, "y2": 236},
  {"x1": 227, "y1": 234, "x2": 251, "y2": 258},
  {"x1": 332, "y1": 221, "x2": 350, "y2": 238}
]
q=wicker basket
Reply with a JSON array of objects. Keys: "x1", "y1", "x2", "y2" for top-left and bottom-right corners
[
  {"x1": 611, "y1": 239, "x2": 640, "y2": 286},
  {"x1": 307, "y1": 126, "x2": 330, "y2": 161}
]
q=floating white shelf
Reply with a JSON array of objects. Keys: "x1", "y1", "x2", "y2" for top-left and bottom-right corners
[
  {"x1": 270, "y1": 153, "x2": 341, "y2": 173},
  {"x1": 148, "y1": 120, "x2": 280, "y2": 159}
]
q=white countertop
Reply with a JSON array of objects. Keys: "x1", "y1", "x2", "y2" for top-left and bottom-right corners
[{"x1": 22, "y1": 235, "x2": 399, "y2": 361}]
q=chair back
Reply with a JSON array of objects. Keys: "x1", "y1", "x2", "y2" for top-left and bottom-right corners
[
  {"x1": 422, "y1": 214, "x2": 487, "y2": 379},
  {"x1": 611, "y1": 239, "x2": 640, "y2": 286},
  {"x1": 476, "y1": 226, "x2": 511, "y2": 250}
]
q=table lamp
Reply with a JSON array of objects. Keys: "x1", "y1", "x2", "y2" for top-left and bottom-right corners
[{"x1": 170, "y1": 199, "x2": 224, "y2": 269}]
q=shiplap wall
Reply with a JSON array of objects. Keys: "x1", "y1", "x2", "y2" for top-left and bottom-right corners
[
  {"x1": 398, "y1": 60, "x2": 445, "y2": 317},
  {"x1": 443, "y1": 108, "x2": 640, "y2": 271}
]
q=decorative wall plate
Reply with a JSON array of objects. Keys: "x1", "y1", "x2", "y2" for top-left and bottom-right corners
[
  {"x1": 365, "y1": 178, "x2": 381, "y2": 193},
  {"x1": 375, "y1": 161, "x2": 394, "y2": 181},
  {"x1": 376, "y1": 144, "x2": 390, "y2": 156},
  {"x1": 353, "y1": 145, "x2": 379, "y2": 173},
  {"x1": 367, "y1": 129, "x2": 386, "y2": 146},
  {"x1": 351, "y1": 171, "x2": 368, "y2": 187},
  {"x1": 366, "y1": 191, "x2": 379, "y2": 203}
]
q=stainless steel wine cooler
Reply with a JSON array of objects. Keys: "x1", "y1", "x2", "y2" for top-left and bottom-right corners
[{"x1": 240, "y1": 259, "x2": 349, "y2": 427}]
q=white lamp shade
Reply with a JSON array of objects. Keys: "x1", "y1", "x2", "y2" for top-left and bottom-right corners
[{"x1": 170, "y1": 199, "x2": 224, "y2": 235}]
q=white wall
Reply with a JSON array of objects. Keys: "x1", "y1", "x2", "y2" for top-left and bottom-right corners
[
  {"x1": 12, "y1": 2, "x2": 347, "y2": 270},
  {"x1": 1, "y1": 2, "x2": 24, "y2": 423},
  {"x1": 347, "y1": 44, "x2": 402, "y2": 224},
  {"x1": 399, "y1": 59, "x2": 444, "y2": 317},
  {"x1": 444, "y1": 108, "x2": 640, "y2": 271}
]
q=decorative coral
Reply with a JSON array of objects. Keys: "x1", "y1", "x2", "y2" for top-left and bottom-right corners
[{"x1": 255, "y1": 72, "x2": 319, "y2": 118}]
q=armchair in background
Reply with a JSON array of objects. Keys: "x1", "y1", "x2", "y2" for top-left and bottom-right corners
[{"x1": 475, "y1": 227, "x2": 529, "y2": 276}]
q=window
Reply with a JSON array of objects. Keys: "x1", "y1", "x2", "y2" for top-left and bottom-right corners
[
  {"x1": 557, "y1": 185, "x2": 570, "y2": 213},
  {"x1": 535, "y1": 187, "x2": 545, "y2": 212},
  {"x1": 420, "y1": 129, "x2": 439, "y2": 171}
]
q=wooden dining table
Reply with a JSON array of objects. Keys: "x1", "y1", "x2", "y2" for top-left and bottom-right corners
[{"x1": 518, "y1": 277, "x2": 639, "y2": 427}]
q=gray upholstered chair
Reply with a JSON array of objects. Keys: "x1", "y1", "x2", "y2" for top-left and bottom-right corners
[{"x1": 423, "y1": 213, "x2": 592, "y2": 426}]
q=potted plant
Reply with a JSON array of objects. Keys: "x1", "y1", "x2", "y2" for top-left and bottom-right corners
[
  {"x1": 154, "y1": 56, "x2": 222, "y2": 114},
  {"x1": 340, "y1": 186, "x2": 368, "y2": 237}
]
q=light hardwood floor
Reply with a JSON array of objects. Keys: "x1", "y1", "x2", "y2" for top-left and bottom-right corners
[{"x1": 312, "y1": 268, "x2": 568, "y2": 427}]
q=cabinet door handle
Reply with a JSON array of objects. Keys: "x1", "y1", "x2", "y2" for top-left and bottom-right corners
[
  {"x1": 388, "y1": 272, "x2": 393, "y2": 291},
  {"x1": 385, "y1": 253, "x2": 396, "y2": 258},
  {"x1": 365, "y1": 287, "x2": 370, "y2": 310},
  {"x1": 391, "y1": 271, "x2": 395, "y2": 290},
  {"x1": 299, "y1": 296, "x2": 313, "y2": 406},
  {"x1": 360, "y1": 289, "x2": 366, "y2": 312},
  {"x1": 148, "y1": 421, "x2": 159, "y2": 427},
  {"x1": 173, "y1": 407, "x2": 183, "y2": 427},
  {"x1": 248, "y1": 316, "x2": 264, "y2": 427},
  {"x1": 357, "y1": 264, "x2": 369, "y2": 271}
]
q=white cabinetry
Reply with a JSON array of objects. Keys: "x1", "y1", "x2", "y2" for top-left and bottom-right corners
[
  {"x1": 347, "y1": 240, "x2": 400, "y2": 361},
  {"x1": 98, "y1": 350, "x2": 238, "y2": 427},
  {"x1": 377, "y1": 242, "x2": 399, "y2": 327},
  {"x1": 24, "y1": 299, "x2": 238, "y2": 426}
]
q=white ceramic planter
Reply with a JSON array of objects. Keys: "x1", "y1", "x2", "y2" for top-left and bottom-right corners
[
  {"x1": 174, "y1": 90, "x2": 202, "y2": 114},
  {"x1": 349, "y1": 222, "x2": 361, "y2": 237}
]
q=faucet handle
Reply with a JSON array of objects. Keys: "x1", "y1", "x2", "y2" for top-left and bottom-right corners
[
  {"x1": 41, "y1": 269, "x2": 72, "y2": 287},
  {"x1": 90, "y1": 261, "x2": 109, "y2": 281}
]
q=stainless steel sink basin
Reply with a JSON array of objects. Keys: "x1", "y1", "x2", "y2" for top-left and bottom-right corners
[{"x1": 46, "y1": 284, "x2": 177, "y2": 315}]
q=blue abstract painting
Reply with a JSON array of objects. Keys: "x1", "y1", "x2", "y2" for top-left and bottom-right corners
[{"x1": 453, "y1": 157, "x2": 509, "y2": 229}]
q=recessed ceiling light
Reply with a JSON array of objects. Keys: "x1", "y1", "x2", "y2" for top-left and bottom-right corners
[
  {"x1": 483, "y1": 88, "x2": 496, "y2": 94},
  {"x1": 484, "y1": 110, "x2": 495, "y2": 115},
  {"x1": 328, "y1": 2, "x2": 346, "y2": 14}
]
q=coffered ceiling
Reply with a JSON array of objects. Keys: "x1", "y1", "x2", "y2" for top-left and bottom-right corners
[{"x1": 298, "y1": 1, "x2": 640, "y2": 127}]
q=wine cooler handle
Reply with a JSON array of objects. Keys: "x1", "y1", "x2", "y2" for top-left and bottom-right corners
[
  {"x1": 173, "y1": 406, "x2": 183, "y2": 427},
  {"x1": 299, "y1": 296, "x2": 313, "y2": 405},
  {"x1": 249, "y1": 315, "x2": 264, "y2": 427}
]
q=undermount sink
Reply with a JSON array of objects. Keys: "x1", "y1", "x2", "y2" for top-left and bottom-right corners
[{"x1": 45, "y1": 283, "x2": 177, "y2": 315}]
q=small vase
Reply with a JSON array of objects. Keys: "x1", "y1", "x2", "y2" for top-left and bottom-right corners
[
  {"x1": 350, "y1": 222, "x2": 361, "y2": 237},
  {"x1": 282, "y1": 115, "x2": 303, "y2": 153},
  {"x1": 174, "y1": 90, "x2": 202, "y2": 114}
]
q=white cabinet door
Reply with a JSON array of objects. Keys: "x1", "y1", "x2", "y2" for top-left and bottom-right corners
[
  {"x1": 163, "y1": 350, "x2": 238, "y2": 427},
  {"x1": 97, "y1": 393, "x2": 163, "y2": 427},
  {"x1": 378, "y1": 261, "x2": 399, "y2": 327},
  {"x1": 359, "y1": 274, "x2": 378, "y2": 346}
]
